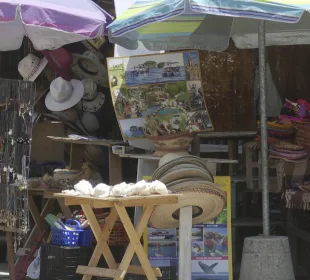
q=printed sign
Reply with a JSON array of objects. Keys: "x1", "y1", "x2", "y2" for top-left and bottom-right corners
[
  {"x1": 107, "y1": 51, "x2": 213, "y2": 140},
  {"x1": 143, "y1": 176, "x2": 233, "y2": 280}
]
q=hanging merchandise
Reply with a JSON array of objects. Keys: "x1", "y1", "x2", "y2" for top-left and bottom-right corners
[
  {"x1": 45, "y1": 77, "x2": 84, "y2": 112},
  {"x1": 81, "y1": 112, "x2": 100, "y2": 133},
  {"x1": 41, "y1": 48, "x2": 73, "y2": 81},
  {"x1": 72, "y1": 51, "x2": 109, "y2": 87},
  {"x1": 18, "y1": 54, "x2": 48, "y2": 82},
  {"x1": 0, "y1": 78, "x2": 35, "y2": 248}
]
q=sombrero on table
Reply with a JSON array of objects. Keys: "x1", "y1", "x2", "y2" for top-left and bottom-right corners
[{"x1": 149, "y1": 180, "x2": 225, "y2": 229}]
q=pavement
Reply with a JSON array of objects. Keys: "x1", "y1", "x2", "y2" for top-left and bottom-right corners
[{"x1": 0, "y1": 263, "x2": 9, "y2": 280}]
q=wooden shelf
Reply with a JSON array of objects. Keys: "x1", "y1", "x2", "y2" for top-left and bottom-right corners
[
  {"x1": 196, "y1": 131, "x2": 257, "y2": 139},
  {"x1": 47, "y1": 136, "x2": 124, "y2": 147}
]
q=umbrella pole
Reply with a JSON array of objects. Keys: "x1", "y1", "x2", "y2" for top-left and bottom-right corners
[{"x1": 258, "y1": 20, "x2": 270, "y2": 237}]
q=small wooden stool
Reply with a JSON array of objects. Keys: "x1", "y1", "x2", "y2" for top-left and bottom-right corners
[{"x1": 54, "y1": 193, "x2": 181, "y2": 280}]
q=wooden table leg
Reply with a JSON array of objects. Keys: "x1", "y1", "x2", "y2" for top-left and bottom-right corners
[
  {"x1": 6, "y1": 231, "x2": 15, "y2": 280},
  {"x1": 115, "y1": 203, "x2": 157, "y2": 280},
  {"x1": 109, "y1": 148, "x2": 122, "y2": 185},
  {"x1": 57, "y1": 198, "x2": 72, "y2": 220},
  {"x1": 78, "y1": 206, "x2": 119, "y2": 280},
  {"x1": 24, "y1": 198, "x2": 55, "y2": 249}
]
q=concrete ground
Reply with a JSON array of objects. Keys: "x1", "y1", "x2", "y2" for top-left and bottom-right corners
[{"x1": 0, "y1": 263, "x2": 9, "y2": 280}]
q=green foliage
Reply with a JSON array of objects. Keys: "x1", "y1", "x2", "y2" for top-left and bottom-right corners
[
  {"x1": 158, "y1": 62, "x2": 165, "y2": 68},
  {"x1": 143, "y1": 61, "x2": 157, "y2": 68},
  {"x1": 217, "y1": 210, "x2": 227, "y2": 224}
]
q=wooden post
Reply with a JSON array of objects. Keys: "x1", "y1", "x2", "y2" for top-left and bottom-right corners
[
  {"x1": 108, "y1": 148, "x2": 123, "y2": 185},
  {"x1": 179, "y1": 206, "x2": 192, "y2": 280}
]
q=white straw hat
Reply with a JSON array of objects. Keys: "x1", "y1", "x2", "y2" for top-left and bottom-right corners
[
  {"x1": 45, "y1": 77, "x2": 84, "y2": 112},
  {"x1": 18, "y1": 54, "x2": 48, "y2": 82}
]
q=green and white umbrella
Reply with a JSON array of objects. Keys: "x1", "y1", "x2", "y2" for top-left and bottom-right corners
[{"x1": 108, "y1": 0, "x2": 310, "y2": 51}]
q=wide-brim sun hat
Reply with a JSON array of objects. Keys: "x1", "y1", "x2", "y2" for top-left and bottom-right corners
[
  {"x1": 45, "y1": 77, "x2": 84, "y2": 112},
  {"x1": 156, "y1": 166, "x2": 213, "y2": 185},
  {"x1": 149, "y1": 180, "x2": 226, "y2": 229},
  {"x1": 153, "y1": 155, "x2": 213, "y2": 183}
]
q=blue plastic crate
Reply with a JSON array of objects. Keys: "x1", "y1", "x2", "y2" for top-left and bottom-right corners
[
  {"x1": 51, "y1": 219, "x2": 93, "y2": 247},
  {"x1": 79, "y1": 229, "x2": 93, "y2": 246}
]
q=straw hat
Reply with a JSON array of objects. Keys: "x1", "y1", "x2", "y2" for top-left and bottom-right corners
[
  {"x1": 81, "y1": 112, "x2": 100, "y2": 133},
  {"x1": 82, "y1": 92, "x2": 105, "y2": 112},
  {"x1": 149, "y1": 180, "x2": 225, "y2": 229},
  {"x1": 156, "y1": 166, "x2": 213, "y2": 185},
  {"x1": 18, "y1": 54, "x2": 48, "y2": 82},
  {"x1": 82, "y1": 79, "x2": 98, "y2": 99},
  {"x1": 153, "y1": 155, "x2": 213, "y2": 183},
  {"x1": 71, "y1": 51, "x2": 108, "y2": 87}
]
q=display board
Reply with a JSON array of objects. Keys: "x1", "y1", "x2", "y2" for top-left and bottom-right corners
[
  {"x1": 143, "y1": 176, "x2": 232, "y2": 280},
  {"x1": 107, "y1": 51, "x2": 214, "y2": 140}
]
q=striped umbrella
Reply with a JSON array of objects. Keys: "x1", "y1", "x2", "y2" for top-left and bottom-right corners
[{"x1": 107, "y1": 0, "x2": 310, "y2": 51}]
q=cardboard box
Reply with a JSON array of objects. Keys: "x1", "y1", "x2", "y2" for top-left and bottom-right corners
[{"x1": 31, "y1": 122, "x2": 65, "y2": 162}]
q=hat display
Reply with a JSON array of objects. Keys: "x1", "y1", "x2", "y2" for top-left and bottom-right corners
[
  {"x1": 82, "y1": 112, "x2": 100, "y2": 133},
  {"x1": 71, "y1": 51, "x2": 108, "y2": 87},
  {"x1": 18, "y1": 54, "x2": 48, "y2": 81},
  {"x1": 45, "y1": 77, "x2": 84, "y2": 112},
  {"x1": 269, "y1": 141, "x2": 308, "y2": 163},
  {"x1": 82, "y1": 79, "x2": 98, "y2": 100},
  {"x1": 149, "y1": 154, "x2": 224, "y2": 229},
  {"x1": 41, "y1": 48, "x2": 73, "y2": 81},
  {"x1": 52, "y1": 108, "x2": 79, "y2": 123},
  {"x1": 82, "y1": 92, "x2": 105, "y2": 112},
  {"x1": 153, "y1": 155, "x2": 213, "y2": 182}
]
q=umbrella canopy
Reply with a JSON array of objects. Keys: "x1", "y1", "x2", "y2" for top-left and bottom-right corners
[
  {"x1": 107, "y1": 0, "x2": 309, "y2": 51},
  {"x1": 0, "y1": 0, "x2": 113, "y2": 51}
]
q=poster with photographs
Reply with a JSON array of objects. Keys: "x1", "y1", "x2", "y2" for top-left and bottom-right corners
[
  {"x1": 107, "y1": 51, "x2": 214, "y2": 140},
  {"x1": 143, "y1": 176, "x2": 233, "y2": 280}
]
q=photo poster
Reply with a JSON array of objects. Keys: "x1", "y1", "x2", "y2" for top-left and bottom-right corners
[
  {"x1": 142, "y1": 176, "x2": 233, "y2": 280},
  {"x1": 107, "y1": 51, "x2": 214, "y2": 140}
]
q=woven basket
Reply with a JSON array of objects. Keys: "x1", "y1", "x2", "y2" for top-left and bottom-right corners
[
  {"x1": 144, "y1": 105, "x2": 195, "y2": 156},
  {"x1": 93, "y1": 223, "x2": 129, "y2": 246}
]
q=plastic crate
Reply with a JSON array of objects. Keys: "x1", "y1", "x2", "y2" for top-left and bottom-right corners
[
  {"x1": 40, "y1": 244, "x2": 92, "y2": 280},
  {"x1": 52, "y1": 219, "x2": 93, "y2": 247}
]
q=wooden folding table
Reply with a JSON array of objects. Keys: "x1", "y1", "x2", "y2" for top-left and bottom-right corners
[{"x1": 54, "y1": 193, "x2": 181, "y2": 280}]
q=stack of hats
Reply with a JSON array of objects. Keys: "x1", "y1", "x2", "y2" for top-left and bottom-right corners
[
  {"x1": 280, "y1": 98, "x2": 310, "y2": 121},
  {"x1": 149, "y1": 154, "x2": 226, "y2": 229},
  {"x1": 257, "y1": 119, "x2": 294, "y2": 142},
  {"x1": 269, "y1": 141, "x2": 308, "y2": 163}
]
